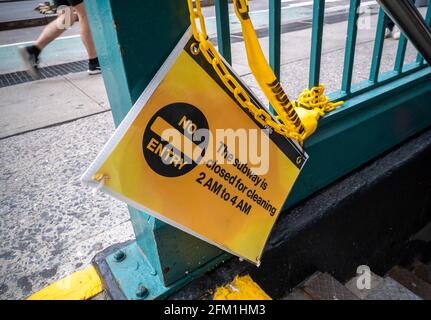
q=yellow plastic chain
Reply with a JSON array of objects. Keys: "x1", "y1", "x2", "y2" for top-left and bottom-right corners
[
  {"x1": 233, "y1": 0, "x2": 344, "y2": 141},
  {"x1": 187, "y1": 0, "x2": 303, "y2": 141},
  {"x1": 187, "y1": 0, "x2": 342, "y2": 144},
  {"x1": 295, "y1": 85, "x2": 344, "y2": 117}
]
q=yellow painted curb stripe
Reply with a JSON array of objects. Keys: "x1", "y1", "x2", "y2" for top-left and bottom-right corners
[
  {"x1": 213, "y1": 275, "x2": 272, "y2": 300},
  {"x1": 27, "y1": 265, "x2": 102, "y2": 300}
]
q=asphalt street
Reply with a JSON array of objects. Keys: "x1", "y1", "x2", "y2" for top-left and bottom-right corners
[{"x1": 0, "y1": 0, "x2": 369, "y2": 74}]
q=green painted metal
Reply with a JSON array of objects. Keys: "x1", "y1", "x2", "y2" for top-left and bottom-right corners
[
  {"x1": 284, "y1": 65, "x2": 431, "y2": 208},
  {"x1": 309, "y1": 0, "x2": 325, "y2": 87},
  {"x1": 341, "y1": 0, "x2": 361, "y2": 94},
  {"x1": 215, "y1": 0, "x2": 232, "y2": 64},
  {"x1": 86, "y1": 0, "x2": 431, "y2": 299},
  {"x1": 334, "y1": 62, "x2": 429, "y2": 102},
  {"x1": 394, "y1": 0, "x2": 418, "y2": 73},
  {"x1": 269, "y1": 0, "x2": 281, "y2": 79},
  {"x1": 104, "y1": 241, "x2": 229, "y2": 300},
  {"x1": 369, "y1": 9, "x2": 386, "y2": 83},
  {"x1": 394, "y1": 35, "x2": 408, "y2": 73},
  {"x1": 83, "y1": 0, "x2": 131, "y2": 127},
  {"x1": 85, "y1": 0, "x2": 227, "y2": 300}
]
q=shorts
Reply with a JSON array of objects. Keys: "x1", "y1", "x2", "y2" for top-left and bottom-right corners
[{"x1": 53, "y1": 0, "x2": 83, "y2": 7}]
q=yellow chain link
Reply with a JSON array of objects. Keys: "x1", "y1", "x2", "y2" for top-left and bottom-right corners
[{"x1": 187, "y1": 0, "x2": 302, "y2": 141}]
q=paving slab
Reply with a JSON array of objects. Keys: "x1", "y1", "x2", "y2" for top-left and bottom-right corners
[
  {"x1": 0, "y1": 72, "x2": 108, "y2": 138},
  {"x1": 0, "y1": 111, "x2": 133, "y2": 299},
  {"x1": 63, "y1": 71, "x2": 110, "y2": 110}
]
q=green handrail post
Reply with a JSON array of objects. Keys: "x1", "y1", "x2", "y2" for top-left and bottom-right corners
[
  {"x1": 417, "y1": 5, "x2": 431, "y2": 65},
  {"x1": 369, "y1": 8, "x2": 386, "y2": 83},
  {"x1": 215, "y1": 0, "x2": 232, "y2": 64},
  {"x1": 341, "y1": 0, "x2": 361, "y2": 95},
  {"x1": 309, "y1": 0, "x2": 325, "y2": 88},
  {"x1": 269, "y1": 0, "x2": 282, "y2": 79}
]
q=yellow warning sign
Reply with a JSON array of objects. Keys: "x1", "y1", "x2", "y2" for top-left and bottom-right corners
[{"x1": 82, "y1": 29, "x2": 308, "y2": 264}]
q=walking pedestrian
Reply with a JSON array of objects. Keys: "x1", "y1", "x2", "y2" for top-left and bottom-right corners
[{"x1": 18, "y1": 0, "x2": 100, "y2": 79}]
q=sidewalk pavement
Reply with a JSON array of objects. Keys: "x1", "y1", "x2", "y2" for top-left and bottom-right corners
[
  {"x1": 0, "y1": 72, "x2": 109, "y2": 138},
  {"x1": 0, "y1": 11, "x2": 422, "y2": 299}
]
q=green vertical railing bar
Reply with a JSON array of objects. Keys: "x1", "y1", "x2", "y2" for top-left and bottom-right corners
[
  {"x1": 394, "y1": 0, "x2": 417, "y2": 73},
  {"x1": 215, "y1": 0, "x2": 232, "y2": 64},
  {"x1": 394, "y1": 34, "x2": 408, "y2": 73},
  {"x1": 269, "y1": 0, "x2": 281, "y2": 78},
  {"x1": 369, "y1": 8, "x2": 386, "y2": 83},
  {"x1": 341, "y1": 0, "x2": 361, "y2": 94},
  {"x1": 417, "y1": 5, "x2": 431, "y2": 65},
  {"x1": 309, "y1": 0, "x2": 326, "y2": 88}
]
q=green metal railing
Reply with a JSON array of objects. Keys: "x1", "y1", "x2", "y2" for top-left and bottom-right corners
[
  {"x1": 212, "y1": 0, "x2": 431, "y2": 208},
  {"x1": 214, "y1": 0, "x2": 431, "y2": 101}
]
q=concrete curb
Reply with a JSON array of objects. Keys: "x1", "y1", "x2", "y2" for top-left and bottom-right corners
[
  {"x1": 26, "y1": 265, "x2": 103, "y2": 300},
  {"x1": 214, "y1": 275, "x2": 272, "y2": 300},
  {"x1": 26, "y1": 261, "x2": 271, "y2": 300},
  {"x1": 0, "y1": 0, "x2": 227, "y2": 31}
]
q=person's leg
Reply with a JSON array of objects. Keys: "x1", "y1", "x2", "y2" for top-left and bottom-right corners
[
  {"x1": 386, "y1": 16, "x2": 400, "y2": 40},
  {"x1": 384, "y1": 15, "x2": 400, "y2": 40},
  {"x1": 18, "y1": 0, "x2": 76, "y2": 78},
  {"x1": 73, "y1": 2, "x2": 97, "y2": 59},
  {"x1": 386, "y1": 15, "x2": 395, "y2": 32}
]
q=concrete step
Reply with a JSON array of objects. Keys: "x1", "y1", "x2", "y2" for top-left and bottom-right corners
[
  {"x1": 388, "y1": 266, "x2": 431, "y2": 300},
  {"x1": 285, "y1": 266, "x2": 427, "y2": 300},
  {"x1": 299, "y1": 272, "x2": 359, "y2": 300},
  {"x1": 365, "y1": 277, "x2": 422, "y2": 300},
  {"x1": 282, "y1": 288, "x2": 313, "y2": 300}
]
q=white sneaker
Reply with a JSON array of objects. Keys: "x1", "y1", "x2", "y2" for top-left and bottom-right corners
[{"x1": 391, "y1": 27, "x2": 401, "y2": 40}]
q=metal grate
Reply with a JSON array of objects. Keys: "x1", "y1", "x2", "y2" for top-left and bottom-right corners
[{"x1": 0, "y1": 60, "x2": 88, "y2": 88}]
